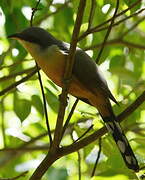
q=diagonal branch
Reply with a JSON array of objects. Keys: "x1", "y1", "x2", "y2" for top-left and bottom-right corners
[
  {"x1": 52, "y1": 0, "x2": 86, "y2": 150},
  {"x1": 34, "y1": 0, "x2": 71, "y2": 25},
  {"x1": 87, "y1": 0, "x2": 96, "y2": 30},
  {"x1": 0, "y1": 67, "x2": 36, "y2": 82},
  {"x1": 79, "y1": 0, "x2": 142, "y2": 41},
  {"x1": 29, "y1": 91, "x2": 144, "y2": 180},
  {"x1": 95, "y1": 0, "x2": 119, "y2": 63},
  {"x1": 59, "y1": 91, "x2": 145, "y2": 156},
  {"x1": 0, "y1": 171, "x2": 28, "y2": 180},
  {"x1": 25, "y1": 91, "x2": 145, "y2": 180},
  {"x1": 29, "y1": 1, "x2": 87, "y2": 179},
  {"x1": 0, "y1": 68, "x2": 38, "y2": 96},
  {"x1": 84, "y1": 38, "x2": 145, "y2": 51},
  {"x1": 83, "y1": 8, "x2": 145, "y2": 36},
  {"x1": 91, "y1": 138, "x2": 102, "y2": 177}
]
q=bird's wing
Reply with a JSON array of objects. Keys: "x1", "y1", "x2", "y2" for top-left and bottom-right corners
[
  {"x1": 57, "y1": 42, "x2": 118, "y2": 104},
  {"x1": 73, "y1": 49, "x2": 118, "y2": 104}
]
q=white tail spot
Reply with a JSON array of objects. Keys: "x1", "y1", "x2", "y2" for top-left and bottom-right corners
[
  {"x1": 115, "y1": 122, "x2": 122, "y2": 133},
  {"x1": 117, "y1": 140, "x2": 126, "y2": 153},
  {"x1": 125, "y1": 155, "x2": 132, "y2": 164},
  {"x1": 106, "y1": 122, "x2": 114, "y2": 133}
]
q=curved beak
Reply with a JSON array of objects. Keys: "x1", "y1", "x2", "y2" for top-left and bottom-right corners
[{"x1": 8, "y1": 33, "x2": 20, "y2": 39}]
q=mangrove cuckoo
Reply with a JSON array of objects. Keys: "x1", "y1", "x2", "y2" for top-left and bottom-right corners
[{"x1": 8, "y1": 27, "x2": 139, "y2": 172}]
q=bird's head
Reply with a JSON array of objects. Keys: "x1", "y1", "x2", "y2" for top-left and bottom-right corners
[
  {"x1": 8, "y1": 27, "x2": 61, "y2": 58},
  {"x1": 8, "y1": 27, "x2": 55, "y2": 47}
]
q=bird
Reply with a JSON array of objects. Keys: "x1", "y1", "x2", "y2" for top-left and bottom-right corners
[{"x1": 8, "y1": 26, "x2": 139, "y2": 172}]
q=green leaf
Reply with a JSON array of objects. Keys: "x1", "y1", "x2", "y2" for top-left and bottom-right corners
[
  {"x1": 13, "y1": 94, "x2": 31, "y2": 122},
  {"x1": 5, "y1": 8, "x2": 28, "y2": 60},
  {"x1": 109, "y1": 55, "x2": 125, "y2": 69},
  {"x1": 45, "y1": 88, "x2": 59, "y2": 113},
  {"x1": 124, "y1": 0, "x2": 141, "y2": 13},
  {"x1": 46, "y1": 167, "x2": 68, "y2": 180},
  {"x1": 47, "y1": 80, "x2": 59, "y2": 92},
  {"x1": 31, "y1": 95, "x2": 44, "y2": 115}
]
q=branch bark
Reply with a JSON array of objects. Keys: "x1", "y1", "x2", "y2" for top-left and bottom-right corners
[
  {"x1": 29, "y1": 91, "x2": 145, "y2": 179},
  {"x1": 52, "y1": 0, "x2": 86, "y2": 150},
  {"x1": 79, "y1": 0, "x2": 142, "y2": 41},
  {"x1": 30, "y1": 0, "x2": 87, "y2": 179},
  {"x1": 84, "y1": 38, "x2": 145, "y2": 51},
  {"x1": 59, "y1": 91, "x2": 145, "y2": 156},
  {"x1": 95, "y1": 0, "x2": 119, "y2": 63},
  {"x1": 0, "y1": 68, "x2": 38, "y2": 96}
]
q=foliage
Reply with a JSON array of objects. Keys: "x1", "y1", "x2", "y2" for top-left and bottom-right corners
[{"x1": 0, "y1": 0, "x2": 145, "y2": 179}]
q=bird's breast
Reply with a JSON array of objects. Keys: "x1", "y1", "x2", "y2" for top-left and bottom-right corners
[
  {"x1": 35, "y1": 45, "x2": 66, "y2": 87},
  {"x1": 20, "y1": 41, "x2": 94, "y2": 99}
]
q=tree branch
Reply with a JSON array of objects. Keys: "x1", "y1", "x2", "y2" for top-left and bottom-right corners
[
  {"x1": 52, "y1": 0, "x2": 86, "y2": 150},
  {"x1": 61, "y1": 98, "x2": 79, "y2": 138},
  {"x1": 84, "y1": 38, "x2": 145, "y2": 51},
  {"x1": 0, "y1": 67, "x2": 36, "y2": 82},
  {"x1": 58, "y1": 91, "x2": 145, "y2": 156},
  {"x1": 1, "y1": 91, "x2": 144, "y2": 174},
  {"x1": 87, "y1": 0, "x2": 96, "y2": 30},
  {"x1": 95, "y1": 0, "x2": 119, "y2": 63},
  {"x1": 30, "y1": 1, "x2": 87, "y2": 179},
  {"x1": 0, "y1": 68, "x2": 38, "y2": 96},
  {"x1": 91, "y1": 138, "x2": 102, "y2": 177},
  {"x1": 0, "y1": 171, "x2": 28, "y2": 180},
  {"x1": 119, "y1": 15, "x2": 145, "y2": 38},
  {"x1": 79, "y1": 0, "x2": 142, "y2": 41},
  {"x1": 87, "y1": 8, "x2": 145, "y2": 36},
  {"x1": 34, "y1": 0, "x2": 71, "y2": 25}
]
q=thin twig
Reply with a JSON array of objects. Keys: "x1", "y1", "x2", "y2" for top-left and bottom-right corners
[
  {"x1": 61, "y1": 98, "x2": 79, "y2": 138},
  {"x1": 30, "y1": 0, "x2": 41, "y2": 27},
  {"x1": 30, "y1": 0, "x2": 52, "y2": 144},
  {"x1": 0, "y1": 67, "x2": 36, "y2": 82},
  {"x1": 79, "y1": 0, "x2": 142, "y2": 41},
  {"x1": 139, "y1": 166, "x2": 145, "y2": 170},
  {"x1": 78, "y1": 149, "x2": 81, "y2": 180},
  {"x1": 120, "y1": 15, "x2": 145, "y2": 38},
  {"x1": 73, "y1": 125, "x2": 93, "y2": 143},
  {"x1": 87, "y1": 0, "x2": 96, "y2": 30},
  {"x1": 0, "y1": 68, "x2": 38, "y2": 96},
  {"x1": 84, "y1": 8, "x2": 145, "y2": 36},
  {"x1": 120, "y1": 39, "x2": 145, "y2": 50},
  {"x1": 34, "y1": 0, "x2": 71, "y2": 25},
  {"x1": 84, "y1": 38, "x2": 145, "y2": 51},
  {"x1": 71, "y1": 133, "x2": 82, "y2": 180},
  {"x1": 0, "y1": 118, "x2": 93, "y2": 153},
  {"x1": 0, "y1": 98, "x2": 6, "y2": 147},
  {"x1": 95, "y1": 0, "x2": 119, "y2": 63},
  {"x1": 36, "y1": 63, "x2": 52, "y2": 144},
  {"x1": 117, "y1": 91, "x2": 145, "y2": 121},
  {"x1": 59, "y1": 91, "x2": 145, "y2": 156},
  {"x1": 91, "y1": 138, "x2": 102, "y2": 177},
  {"x1": 1, "y1": 91, "x2": 144, "y2": 176},
  {"x1": 0, "y1": 58, "x2": 32, "y2": 70},
  {"x1": 0, "y1": 171, "x2": 28, "y2": 180},
  {"x1": 0, "y1": 146, "x2": 49, "y2": 152},
  {"x1": 122, "y1": 80, "x2": 144, "y2": 102}
]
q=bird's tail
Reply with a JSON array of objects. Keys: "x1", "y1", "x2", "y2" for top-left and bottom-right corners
[
  {"x1": 89, "y1": 92, "x2": 139, "y2": 171},
  {"x1": 102, "y1": 114, "x2": 139, "y2": 172}
]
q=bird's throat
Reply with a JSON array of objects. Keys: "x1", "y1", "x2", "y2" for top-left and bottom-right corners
[{"x1": 19, "y1": 40, "x2": 66, "y2": 87}]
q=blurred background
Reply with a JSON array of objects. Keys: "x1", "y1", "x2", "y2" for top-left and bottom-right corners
[{"x1": 0, "y1": 0, "x2": 145, "y2": 179}]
